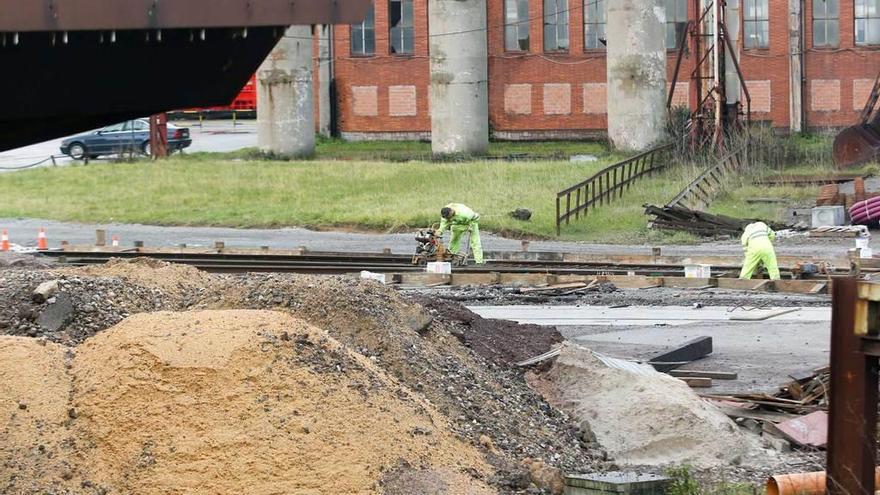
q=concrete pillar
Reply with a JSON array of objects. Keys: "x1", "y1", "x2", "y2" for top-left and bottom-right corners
[
  {"x1": 317, "y1": 24, "x2": 333, "y2": 137},
  {"x1": 257, "y1": 25, "x2": 315, "y2": 157},
  {"x1": 606, "y1": 0, "x2": 667, "y2": 151},
  {"x1": 428, "y1": 0, "x2": 488, "y2": 156}
]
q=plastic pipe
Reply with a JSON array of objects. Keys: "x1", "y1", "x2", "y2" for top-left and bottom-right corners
[{"x1": 767, "y1": 469, "x2": 880, "y2": 495}]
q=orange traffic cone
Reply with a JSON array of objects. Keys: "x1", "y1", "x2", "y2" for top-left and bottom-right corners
[
  {"x1": 112, "y1": 235, "x2": 119, "y2": 247},
  {"x1": 37, "y1": 228, "x2": 48, "y2": 250},
  {"x1": 1, "y1": 230, "x2": 9, "y2": 251}
]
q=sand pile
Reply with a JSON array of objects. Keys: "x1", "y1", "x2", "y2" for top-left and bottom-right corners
[
  {"x1": 527, "y1": 343, "x2": 766, "y2": 469},
  {"x1": 1, "y1": 310, "x2": 494, "y2": 494},
  {"x1": 0, "y1": 337, "x2": 77, "y2": 494}
]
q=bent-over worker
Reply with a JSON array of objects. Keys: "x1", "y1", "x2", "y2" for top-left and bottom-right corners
[
  {"x1": 437, "y1": 203, "x2": 484, "y2": 264},
  {"x1": 739, "y1": 221, "x2": 780, "y2": 280}
]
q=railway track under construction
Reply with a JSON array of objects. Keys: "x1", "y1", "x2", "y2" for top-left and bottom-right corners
[{"x1": 35, "y1": 247, "x2": 876, "y2": 294}]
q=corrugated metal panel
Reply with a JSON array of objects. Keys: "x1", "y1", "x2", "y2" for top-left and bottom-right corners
[
  {"x1": 0, "y1": 0, "x2": 370, "y2": 32},
  {"x1": 593, "y1": 352, "x2": 658, "y2": 377}
]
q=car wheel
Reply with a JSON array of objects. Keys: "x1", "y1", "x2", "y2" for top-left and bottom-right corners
[
  {"x1": 68, "y1": 142, "x2": 87, "y2": 160},
  {"x1": 142, "y1": 141, "x2": 151, "y2": 156}
]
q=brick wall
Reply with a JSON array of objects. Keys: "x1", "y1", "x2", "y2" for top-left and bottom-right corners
[{"x1": 326, "y1": 0, "x2": 880, "y2": 138}]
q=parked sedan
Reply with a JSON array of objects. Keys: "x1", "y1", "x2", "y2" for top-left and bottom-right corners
[{"x1": 60, "y1": 119, "x2": 192, "y2": 160}]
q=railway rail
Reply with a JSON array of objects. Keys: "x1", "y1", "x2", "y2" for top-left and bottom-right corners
[{"x1": 36, "y1": 247, "x2": 872, "y2": 285}]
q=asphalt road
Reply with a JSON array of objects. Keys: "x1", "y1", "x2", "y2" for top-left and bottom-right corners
[{"x1": 0, "y1": 119, "x2": 256, "y2": 172}]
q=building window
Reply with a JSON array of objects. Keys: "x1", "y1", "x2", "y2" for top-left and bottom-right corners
[
  {"x1": 505, "y1": 0, "x2": 530, "y2": 51},
  {"x1": 856, "y1": 0, "x2": 880, "y2": 45},
  {"x1": 743, "y1": 0, "x2": 769, "y2": 48},
  {"x1": 389, "y1": 0, "x2": 414, "y2": 54},
  {"x1": 351, "y1": 3, "x2": 376, "y2": 55},
  {"x1": 543, "y1": 0, "x2": 569, "y2": 51},
  {"x1": 665, "y1": 0, "x2": 688, "y2": 49},
  {"x1": 584, "y1": 0, "x2": 605, "y2": 50},
  {"x1": 813, "y1": 0, "x2": 839, "y2": 47}
]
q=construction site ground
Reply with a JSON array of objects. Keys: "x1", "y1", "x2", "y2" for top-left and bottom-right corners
[
  {"x1": 1, "y1": 217, "x2": 873, "y2": 256},
  {"x1": 0, "y1": 252, "x2": 831, "y2": 494}
]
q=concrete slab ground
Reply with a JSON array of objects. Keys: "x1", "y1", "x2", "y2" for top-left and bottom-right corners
[{"x1": 471, "y1": 304, "x2": 831, "y2": 395}]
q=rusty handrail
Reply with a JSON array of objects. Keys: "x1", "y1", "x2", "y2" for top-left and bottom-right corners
[
  {"x1": 665, "y1": 145, "x2": 747, "y2": 210},
  {"x1": 556, "y1": 143, "x2": 673, "y2": 235}
]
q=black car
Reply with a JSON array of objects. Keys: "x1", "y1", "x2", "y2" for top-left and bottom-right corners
[{"x1": 60, "y1": 119, "x2": 192, "y2": 160}]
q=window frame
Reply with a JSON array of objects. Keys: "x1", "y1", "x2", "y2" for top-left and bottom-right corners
[
  {"x1": 665, "y1": 0, "x2": 688, "y2": 50},
  {"x1": 583, "y1": 0, "x2": 606, "y2": 51},
  {"x1": 388, "y1": 0, "x2": 415, "y2": 55},
  {"x1": 504, "y1": 0, "x2": 531, "y2": 52},
  {"x1": 543, "y1": 0, "x2": 570, "y2": 52},
  {"x1": 743, "y1": 0, "x2": 770, "y2": 49},
  {"x1": 350, "y1": 2, "x2": 376, "y2": 56},
  {"x1": 812, "y1": 0, "x2": 839, "y2": 48},
  {"x1": 855, "y1": 0, "x2": 880, "y2": 46}
]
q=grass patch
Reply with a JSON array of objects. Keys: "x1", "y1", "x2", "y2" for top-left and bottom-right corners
[
  {"x1": 0, "y1": 149, "x2": 693, "y2": 242},
  {"x1": 666, "y1": 465, "x2": 757, "y2": 495},
  {"x1": 184, "y1": 138, "x2": 617, "y2": 163}
]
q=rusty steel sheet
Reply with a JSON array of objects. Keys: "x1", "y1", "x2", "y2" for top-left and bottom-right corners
[
  {"x1": 833, "y1": 124, "x2": 880, "y2": 169},
  {"x1": 0, "y1": 0, "x2": 371, "y2": 32}
]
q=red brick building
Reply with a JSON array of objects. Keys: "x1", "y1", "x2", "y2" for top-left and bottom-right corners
[{"x1": 322, "y1": 0, "x2": 880, "y2": 140}]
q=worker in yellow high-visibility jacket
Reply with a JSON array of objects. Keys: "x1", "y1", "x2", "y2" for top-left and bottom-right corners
[
  {"x1": 739, "y1": 221, "x2": 780, "y2": 280},
  {"x1": 437, "y1": 203, "x2": 484, "y2": 264}
]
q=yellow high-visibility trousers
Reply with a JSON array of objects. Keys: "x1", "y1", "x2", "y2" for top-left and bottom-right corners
[
  {"x1": 739, "y1": 237, "x2": 780, "y2": 280},
  {"x1": 448, "y1": 222, "x2": 484, "y2": 264}
]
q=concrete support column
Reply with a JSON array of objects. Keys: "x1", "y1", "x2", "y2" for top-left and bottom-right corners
[
  {"x1": 429, "y1": 0, "x2": 488, "y2": 156},
  {"x1": 257, "y1": 25, "x2": 315, "y2": 157},
  {"x1": 788, "y1": 0, "x2": 804, "y2": 133},
  {"x1": 606, "y1": 0, "x2": 667, "y2": 151},
  {"x1": 317, "y1": 24, "x2": 333, "y2": 137}
]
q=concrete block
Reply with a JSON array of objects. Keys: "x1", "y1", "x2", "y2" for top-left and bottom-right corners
[
  {"x1": 811, "y1": 206, "x2": 846, "y2": 228},
  {"x1": 426, "y1": 262, "x2": 452, "y2": 274},
  {"x1": 564, "y1": 473, "x2": 669, "y2": 495}
]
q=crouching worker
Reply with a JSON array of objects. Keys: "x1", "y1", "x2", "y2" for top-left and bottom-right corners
[
  {"x1": 739, "y1": 221, "x2": 780, "y2": 280},
  {"x1": 437, "y1": 203, "x2": 484, "y2": 265}
]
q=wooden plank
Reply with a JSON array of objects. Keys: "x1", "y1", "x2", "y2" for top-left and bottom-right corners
[
  {"x1": 681, "y1": 377, "x2": 713, "y2": 388},
  {"x1": 751, "y1": 280, "x2": 772, "y2": 291},
  {"x1": 670, "y1": 370, "x2": 738, "y2": 380},
  {"x1": 711, "y1": 404, "x2": 798, "y2": 424},
  {"x1": 516, "y1": 347, "x2": 562, "y2": 367},
  {"x1": 810, "y1": 282, "x2": 828, "y2": 294},
  {"x1": 521, "y1": 282, "x2": 588, "y2": 293}
]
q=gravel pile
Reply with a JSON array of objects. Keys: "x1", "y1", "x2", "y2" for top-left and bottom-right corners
[
  {"x1": 0, "y1": 269, "x2": 200, "y2": 344},
  {"x1": 198, "y1": 273, "x2": 604, "y2": 486}
]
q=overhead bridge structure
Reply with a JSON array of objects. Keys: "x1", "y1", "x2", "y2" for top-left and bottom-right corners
[{"x1": 0, "y1": 0, "x2": 370, "y2": 152}]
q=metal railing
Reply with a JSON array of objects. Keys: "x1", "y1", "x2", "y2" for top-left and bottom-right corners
[
  {"x1": 666, "y1": 145, "x2": 748, "y2": 210},
  {"x1": 556, "y1": 143, "x2": 673, "y2": 235}
]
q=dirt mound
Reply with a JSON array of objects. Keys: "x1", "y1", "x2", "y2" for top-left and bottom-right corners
[
  {"x1": 57, "y1": 257, "x2": 214, "y2": 295},
  {"x1": 0, "y1": 337, "x2": 77, "y2": 494},
  {"x1": 413, "y1": 296, "x2": 563, "y2": 365},
  {"x1": 199, "y1": 274, "x2": 600, "y2": 480},
  {"x1": 2, "y1": 310, "x2": 494, "y2": 494},
  {"x1": 527, "y1": 343, "x2": 766, "y2": 469}
]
